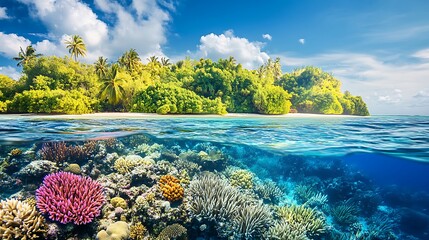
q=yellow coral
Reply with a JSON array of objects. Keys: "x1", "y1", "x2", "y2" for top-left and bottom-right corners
[
  {"x1": 277, "y1": 204, "x2": 326, "y2": 237},
  {"x1": 130, "y1": 222, "x2": 146, "y2": 240},
  {"x1": 159, "y1": 175, "x2": 184, "y2": 202},
  {"x1": 10, "y1": 148, "x2": 22, "y2": 157},
  {"x1": 64, "y1": 163, "x2": 81, "y2": 174},
  {"x1": 114, "y1": 157, "x2": 136, "y2": 174},
  {"x1": 23, "y1": 197, "x2": 37, "y2": 207},
  {"x1": 111, "y1": 197, "x2": 128, "y2": 209},
  {"x1": 230, "y1": 169, "x2": 254, "y2": 189},
  {"x1": 0, "y1": 199, "x2": 47, "y2": 239},
  {"x1": 179, "y1": 170, "x2": 190, "y2": 185}
]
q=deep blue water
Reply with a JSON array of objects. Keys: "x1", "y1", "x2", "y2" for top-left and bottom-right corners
[{"x1": 1, "y1": 114, "x2": 429, "y2": 239}]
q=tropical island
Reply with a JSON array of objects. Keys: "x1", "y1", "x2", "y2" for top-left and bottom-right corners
[{"x1": 0, "y1": 35, "x2": 369, "y2": 116}]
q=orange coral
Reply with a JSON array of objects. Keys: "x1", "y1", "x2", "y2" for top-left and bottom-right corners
[{"x1": 159, "y1": 175, "x2": 184, "y2": 202}]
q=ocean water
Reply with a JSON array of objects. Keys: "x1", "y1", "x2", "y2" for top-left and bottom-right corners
[{"x1": 0, "y1": 114, "x2": 428, "y2": 239}]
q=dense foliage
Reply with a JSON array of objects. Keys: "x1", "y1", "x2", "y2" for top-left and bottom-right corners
[
  {"x1": 0, "y1": 43, "x2": 369, "y2": 115},
  {"x1": 276, "y1": 67, "x2": 369, "y2": 115},
  {"x1": 132, "y1": 83, "x2": 227, "y2": 114}
]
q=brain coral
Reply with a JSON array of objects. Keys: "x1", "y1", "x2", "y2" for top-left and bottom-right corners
[
  {"x1": 158, "y1": 175, "x2": 184, "y2": 202},
  {"x1": 0, "y1": 199, "x2": 47, "y2": 239},
  {"x1": 36, "y1": 171, "x2": 105, "y2": 225}
]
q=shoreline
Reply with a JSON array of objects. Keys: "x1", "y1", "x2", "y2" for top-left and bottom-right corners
[{"x1": 0, "y1": 112, "x2": 363, "y2": 119}]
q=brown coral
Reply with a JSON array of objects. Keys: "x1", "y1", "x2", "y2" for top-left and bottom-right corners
[
  {"x1": 0, "y1": 199, "x2": 47, "y2": 239},
  {"x1": 158, "y1": 175, "x2": 184, "y2": 202}
]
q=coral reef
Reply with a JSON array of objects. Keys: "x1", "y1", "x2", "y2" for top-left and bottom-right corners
[
  {"x1": 111, "y1": 197, "x2": 128, "y2": 209},
  {"x1": 233, "y1": 203, "x2": 273, "y2": 239},
  {"x1": 158, "y1": 175, "x2": 184, "y2": 202},
  {"x1": 64, "y1": 163, "x2": 81, "y2": 174},
  {"x1": 9, "y1": 148, "x2": 22, "y2": 157},
  {"x1": 277, "y1": 204, "x2": 326, "y2": 237},
  {"x1": 329, "y1": 199, "x2": 359, "y2": 226},
  {"x1": 97, "y1": 221, "x2": 130, "y2": 240},
  {"x1": 266, "y1": 220, "x2": 307, "y2": 240},
  {"x1": 255, "y1": 179, "x2": 283, "y2": 203},
  {"x1": 156, "y1": 223, "x2": 187, "y2": 240},
  {"x1": 229, "y1": 169, "x2": 254, "y2": 189},
  {"x1": 114, "y1": 157, "x2": 136, "y2": 174},
  {"x1": 0, "y1": 199, "x2": 47, "y2": 239},
  {"x1": 129, "y1": 222, "x2": 146, "y2": 240},
  {"x1": 36, "y1": 172, "x2": 105, "y2": 225}
]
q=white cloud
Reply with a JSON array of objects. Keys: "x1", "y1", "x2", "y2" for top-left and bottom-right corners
[
  {"x1": 274, "y1": 50, "x2": 429, "y2": 115},
  {"x1": 413, "y1": 48, "x2": 429, "y2": 59},
  {"x1": 0, "y1": 66, "x2": 21, "y2": 80},
  {"x1": 299, "y1": 38, "x2": 305, "y2": 44},
  {"x1": 198, "y1": 30, "x2": 270, "y2": 69},
  {"x1": 0, "y1": 32, "x2": 31, "y2": 57},
  {"x1": 262, "y1": 34, "x2": 272, "y2": 41},
  {"x1": 0, "y1": 7, "x2": 9, "y2": 19},
  {"x1": 15, "y1": 0, "x2": 173, "y2": 63},
  {"x1": 413, "y1": 89, "x2": 429, "y2": 107}
]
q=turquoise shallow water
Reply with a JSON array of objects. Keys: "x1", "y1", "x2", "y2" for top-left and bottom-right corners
[
  {"x1": 1, "y1": 114, "x2": 429, "y2": 239},
  {"x1": 1, "y1": 115, "x2": 428, "y2": 161}
]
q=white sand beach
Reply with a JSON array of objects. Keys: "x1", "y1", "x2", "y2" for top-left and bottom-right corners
[{"x1": 0, "y1": 112, "x2": 362, "y2": 119}]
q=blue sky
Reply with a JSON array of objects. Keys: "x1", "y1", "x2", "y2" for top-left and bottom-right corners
[{"x1": 1, "y1": 0, "x2": 429, "y2": 115}]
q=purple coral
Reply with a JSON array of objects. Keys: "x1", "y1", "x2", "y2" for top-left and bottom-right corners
[{"x1": 36, "y1": 172, "x2": 105, "y2": 225}]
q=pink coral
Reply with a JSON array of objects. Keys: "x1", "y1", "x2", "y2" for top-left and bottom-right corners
[{"x1": 36, "y1": 172, "x2": 105, "y2": 225}]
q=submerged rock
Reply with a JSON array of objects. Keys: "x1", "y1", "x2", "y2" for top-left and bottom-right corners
[{"x1": 15, "y1": 160, "x2": 58, "y2": 182}]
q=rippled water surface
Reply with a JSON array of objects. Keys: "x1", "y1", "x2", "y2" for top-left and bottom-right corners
[{"x1": 1, "y1": 114, "x2": 428, "y2": 162}]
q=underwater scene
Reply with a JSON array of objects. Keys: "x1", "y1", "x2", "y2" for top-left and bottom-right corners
[{"x1": 1, "y1": 115, "x2": 429, "y2": 240}]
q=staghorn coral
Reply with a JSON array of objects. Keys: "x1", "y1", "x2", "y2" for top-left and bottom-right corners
[
  {"x1": 255, "y1": 180, "x2": 283, "y2": 203},
  {"x1": 188, "y1": 173, "x2": 248, "y2": 221},
  {"x1": 233, "y1": 203, "x2": 273, "y2": 239},
  {"x1": 266, "y1": 220, "x2": 308, "y2": 240},
  {"x1": 97, "y1": 221, "x2": 129, "y2": 240},
  {"x1": 0, "y1": 199, "x2": 47, "y2": 239},
  {"x1": 229, "y1": 169, "x2": 254, "y2": 189},
  {"x1": 158, "y1": 175, "x2": 184, "y2": 202},
  {"x1": 111, "y1": 197, "x2": 128, "y2": 209},
  {"x1": 277, "y1": 204, "x2": 326, "y2": 237},
  {"x1": 156, "y1": 223, "x2": 187, "y2": 240},
  {"x1": 129, "y1": 222, "x2": 146, "y2": 240},
  {"x1": 39, "y1": 141, "x2": 97, "y2": 164},
  {"x1": 36, "y1": 172, "x2": 105, "y2": 225},
  {"x1": 330, "y1": 199, "x2": 359, "y2": 226}
]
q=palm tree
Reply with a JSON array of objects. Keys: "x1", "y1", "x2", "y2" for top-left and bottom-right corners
[
  {"x1": 64, "y1": 35, "x2": 87, "y2": 61},
  {"x1": 147, "y1": 56, "x2": 159, "y2": 64},
  {"x1": 13, "y1": 45, "x2": 42, "y2": 67},
  {"x1": 160, "y1": 57, "x2": 171, "y2": 67},
  {"x1": 118, "y1": 49, "x2": 140, "y2": 72},
  {"x1": 99, "y1": 64, "x2": 126, "y2": 105},
  {"x1": 94, "y1": 56, "x2": 109, "y2": 78}
]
